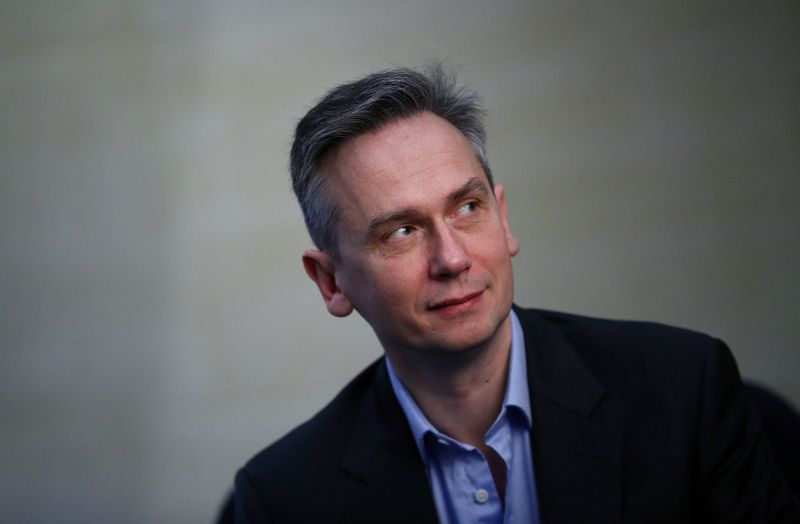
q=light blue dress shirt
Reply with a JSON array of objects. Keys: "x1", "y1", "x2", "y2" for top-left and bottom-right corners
[{"x1": 386, "y1": 310, "x2": 541, "y2": 524}]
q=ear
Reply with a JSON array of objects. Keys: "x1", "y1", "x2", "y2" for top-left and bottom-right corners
[
  {"x1": 302, "y1": 249, "x2": 354, "y2": 317},
  {"x1": 493, "y1": 184, "x2": 519, "y2": 257}
]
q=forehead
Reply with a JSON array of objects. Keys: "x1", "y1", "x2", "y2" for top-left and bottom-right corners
[{"x1": 321, "y1": 112, "x2": 486, "y2": 221}]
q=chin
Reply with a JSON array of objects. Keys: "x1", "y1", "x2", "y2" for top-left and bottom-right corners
[{"x1": 429, "y1": 318, "x2": 506, "y2": 354}]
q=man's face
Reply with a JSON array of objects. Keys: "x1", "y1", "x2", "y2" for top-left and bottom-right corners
[{"x1": 304, "y1": 112, "x2": 519, "y2": 358}]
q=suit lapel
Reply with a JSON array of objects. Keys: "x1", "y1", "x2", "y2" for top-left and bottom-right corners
[
  {"x1": 338, "y1": 358, "x2": 439, "y2": 524},
  {"x1": 335, "y1": 308, "x2": 623, "y2": 523},
  {"x1": 516, "y1": 307, "x2": 622, "y2": 524}
]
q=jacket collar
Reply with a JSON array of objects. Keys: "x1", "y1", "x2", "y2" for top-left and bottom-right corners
[
  {"x1": 339, "y1": 357, "x2": 439, "y2": 524},
  {"x1": 515, "y1": 306, "x2": 622, "y2": 523},
  {"x1": 338, "y1": 306, "x2": 622, "y2": 523}
]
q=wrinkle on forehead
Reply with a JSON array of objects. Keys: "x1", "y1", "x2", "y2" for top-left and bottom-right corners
[{"x1": 320, "y1": 112, "x2": 487, "y2": 239}]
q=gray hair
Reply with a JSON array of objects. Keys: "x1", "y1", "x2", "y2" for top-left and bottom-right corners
[{"x1": 290, "y1": 63, "x2": 493, "y2": 255}]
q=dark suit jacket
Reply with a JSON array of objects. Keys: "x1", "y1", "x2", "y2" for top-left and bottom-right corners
[{"x1": 235, "y1": 307, "x2": 799, "y2": 523}]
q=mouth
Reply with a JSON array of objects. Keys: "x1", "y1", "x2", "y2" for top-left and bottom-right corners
[{"x1": 428, "y1": 290, "x2": 484, "y2": 311}]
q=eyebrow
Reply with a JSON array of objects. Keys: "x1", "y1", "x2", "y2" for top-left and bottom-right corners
[
  {"x1": 366, "y1": 177, "x2": 490, "y2": 238},
  {"x1": 445, "y1": 177, "x2": 490, "y2": 208}
]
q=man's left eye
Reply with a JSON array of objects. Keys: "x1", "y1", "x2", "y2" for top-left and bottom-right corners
[{"x1": 457, "y1": 201, "x2": 478, "y2": 215}]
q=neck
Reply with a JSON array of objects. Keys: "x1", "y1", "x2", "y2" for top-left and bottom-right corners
[{"x1": 387, "y1": 314, "x2": 513, "y2": 447}]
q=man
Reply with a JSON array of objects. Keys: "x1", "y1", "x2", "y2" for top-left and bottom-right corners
[{"x1": 234, "y1": 65, "x2": 799, "y2": 523}]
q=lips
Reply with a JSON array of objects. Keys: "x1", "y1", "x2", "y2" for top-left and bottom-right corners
[{"x1": 428, "y1": 290, "x2": 484, "y2": 310}]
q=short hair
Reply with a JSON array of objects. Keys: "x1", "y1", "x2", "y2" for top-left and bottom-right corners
[{"x1": 290, "y1": 63, "x2": 493, "y2": 255}]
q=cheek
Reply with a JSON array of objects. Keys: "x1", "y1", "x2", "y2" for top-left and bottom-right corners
[
  {"x1": 376, "y1": 260, "x2": 428, "y2": 302},
  {"x1": 474, "y1": 244, "x2": 515, "y2": 287},
  {"x1": 349, "y1": 261, "x2": 415, "y2": 305},
  {"x1": 473, "y1": 235, "x2": 512, "y2": 263}
]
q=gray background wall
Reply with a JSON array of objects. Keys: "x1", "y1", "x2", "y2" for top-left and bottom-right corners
[{"x1": 2, "y1": 1, "x2": 798, "y2": 522}]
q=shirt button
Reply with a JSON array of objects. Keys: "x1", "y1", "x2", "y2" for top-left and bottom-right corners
[{"x1": 474, "y1": 489, "x2": 489, "y2": 504}]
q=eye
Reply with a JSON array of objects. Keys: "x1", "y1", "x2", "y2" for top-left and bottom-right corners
[
  {"x1": 387, "y1": 225, "x2": 414, "y2": 239},
  {"x1": 456, "y1": 201, "x2": 478, "y2": 215}
]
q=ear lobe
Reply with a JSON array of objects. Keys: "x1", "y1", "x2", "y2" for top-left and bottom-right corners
[
  {"x1": 302, "y1": 250, "x2": 353, "y2": 317},
  {"x1": 493, "y1": 184, "x2": 520, "y2": 257}
]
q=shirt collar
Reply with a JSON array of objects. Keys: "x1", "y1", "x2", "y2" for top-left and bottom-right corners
[
  {"x1": 506, "y1": 309, "x2": 533, "y2": 427},
  {"x1": 385, "y1": 309, "x2": 532, "y2": 464}
]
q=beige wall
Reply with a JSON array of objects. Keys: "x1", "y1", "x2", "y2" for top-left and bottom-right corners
[{"x1": 2, "y1": 1, "x2": 798, "y2": 522}]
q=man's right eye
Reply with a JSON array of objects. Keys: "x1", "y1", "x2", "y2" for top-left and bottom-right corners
[{"x1": 387, "y1": 225, "x2": 413, "y2": 239}]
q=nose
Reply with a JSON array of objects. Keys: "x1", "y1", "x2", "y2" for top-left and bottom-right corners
[{"x1": 429, "y1": 224, "x2": 472, "y2": 279}]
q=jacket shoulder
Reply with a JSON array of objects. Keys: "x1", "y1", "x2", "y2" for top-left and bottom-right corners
[
  {"x1": 242, "y1": 357, "x2": 383, "y2": 474},
  {"x1": 513, "y1": 305, "x2": 738, "y2": 410},
  {"x1": 235, "y1": 358, "x2": 385, "y2": 520},
  {"x1": 518, "y1": 306, "x2": 724, "y2": 370}
]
